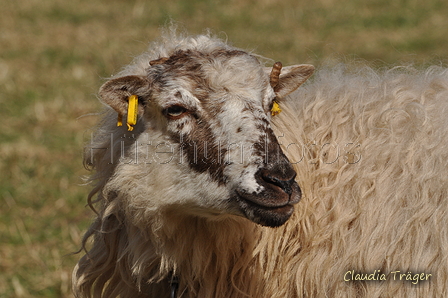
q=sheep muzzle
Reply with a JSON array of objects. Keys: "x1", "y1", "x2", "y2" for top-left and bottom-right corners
[{"x1": 234, "y1": 144, "x2": 301, "y2": 227}]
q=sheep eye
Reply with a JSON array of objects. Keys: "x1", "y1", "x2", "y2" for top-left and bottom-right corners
[{"x1": 163, "y1": 105, "x2": 188, "y2": 119}]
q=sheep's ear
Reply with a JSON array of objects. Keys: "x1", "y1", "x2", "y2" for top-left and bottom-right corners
[
  {"x1": 267, "y1": 64, "x2": 314, "y2": 99},
  {"x1": 98, "y1": 75, "x2": 151, "y2": 116}
]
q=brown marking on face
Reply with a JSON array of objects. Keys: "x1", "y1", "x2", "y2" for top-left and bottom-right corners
[
  {"x1": 175, "y1": 123, "x2": 229, "y2": 185},
  {"x1": 147, "y1": 48, "x2": 299, "y2": 211},
  {"x1": 148, "y1": 50, "x2": 213, "y2": 103},
  {"x1": 146, "y1": 50, "x2": 233, "y2": 181}
]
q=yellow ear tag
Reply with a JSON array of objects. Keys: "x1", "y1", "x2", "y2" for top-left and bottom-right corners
[
  {"x1": 271, "y1": 101, "x2": 282, "y2": 116},
  {"x1": 117, "y1": 114, "x2": 123, "y2": 127},
  {"x1": 126, "y1": 95, "x2": 138, "y2": 131}
]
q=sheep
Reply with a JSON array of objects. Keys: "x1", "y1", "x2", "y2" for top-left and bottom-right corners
[{"x1": 73, "y1": 30, "x2": 448, "y2": 298}]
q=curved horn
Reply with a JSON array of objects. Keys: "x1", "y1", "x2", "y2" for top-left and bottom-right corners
[{"x1": 269, "y1": 61, "x2": 283, "y2": 89}]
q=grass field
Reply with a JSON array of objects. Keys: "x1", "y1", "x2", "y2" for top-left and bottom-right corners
[{"x1": 1, "y1": 0, "x2": 448, "y2": 297}]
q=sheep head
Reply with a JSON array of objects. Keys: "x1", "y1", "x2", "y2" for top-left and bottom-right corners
[{"x1": 97, "y1": 49, "x2": 314, "y2": 227}]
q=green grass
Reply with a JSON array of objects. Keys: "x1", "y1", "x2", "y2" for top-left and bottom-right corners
[{"x1": 2, "y1": 0, "x2": 448, "y2": 296}]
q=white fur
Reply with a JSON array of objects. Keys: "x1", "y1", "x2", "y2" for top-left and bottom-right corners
[{"x1": 73, "y1": 31, "x2": 448, "y2": 298}]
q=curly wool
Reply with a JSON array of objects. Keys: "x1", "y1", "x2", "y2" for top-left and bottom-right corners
[
  {"x1": 73, "y1": 31, "x2": 448, "y2": 297},
  {"x1": 271, "y1": 64, "x2": 448, "y2": 297}
]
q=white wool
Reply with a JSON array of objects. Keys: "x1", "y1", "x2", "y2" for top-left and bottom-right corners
[{"x1": 73, "y1": 31, "x2": 448, "y2": 298}]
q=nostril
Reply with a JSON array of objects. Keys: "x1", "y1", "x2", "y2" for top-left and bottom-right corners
[{"x1": 262, "y1": 174, "x2": 295, "y2": 195}]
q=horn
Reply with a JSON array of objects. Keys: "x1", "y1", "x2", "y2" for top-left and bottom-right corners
[{"x1": 270, "y1": 61, "x2": 282, "y2": 89}]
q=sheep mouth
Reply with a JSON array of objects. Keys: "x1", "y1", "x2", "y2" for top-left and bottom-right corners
[{"x1": 234, "y1": 190, "x2": 299, "y2": 227}]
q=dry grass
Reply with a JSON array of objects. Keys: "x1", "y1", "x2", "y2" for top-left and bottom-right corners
[{"x1": 1, "y1": 0, "x2": 448, "y2": 296}]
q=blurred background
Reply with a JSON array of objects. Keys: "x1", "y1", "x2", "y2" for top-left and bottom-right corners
[{"x1": 1, "y1": 0, "x2": 447, "y2": 296}]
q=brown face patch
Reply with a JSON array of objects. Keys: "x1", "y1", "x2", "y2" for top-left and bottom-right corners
[
  {"x1": 147, "y1": 49, "x2": 257, "y2": 183},
  {"x1": 148, "y1": 50, "x2": 214, "y2": 103},
  {"x1": 145, "y1": 48, "x2": 301, "y2": 227},
  {"x1": 175, "y1": 123, "x2": 228, "y2": 185}
]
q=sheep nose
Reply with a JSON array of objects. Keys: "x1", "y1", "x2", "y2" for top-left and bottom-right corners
[{"x1": 261, "y1": 173, "x2": 296, "y2": 195}]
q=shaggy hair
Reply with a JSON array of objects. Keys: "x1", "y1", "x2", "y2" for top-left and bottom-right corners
[{"x1": 74, "y1": 29, "x2": 448, "y2": 297}]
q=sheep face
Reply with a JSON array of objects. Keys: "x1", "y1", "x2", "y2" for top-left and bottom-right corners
[{"x1": 99, "y1": 49, "x2": 314, "y2": 227}]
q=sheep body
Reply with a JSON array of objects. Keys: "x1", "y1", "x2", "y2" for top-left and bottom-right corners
[
  {"x1": 74, "y1": 31, "x2": 448, "y2": 297},
  {"x1": 271, "y1": 64, "x2": 448, "y2": 297}
]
